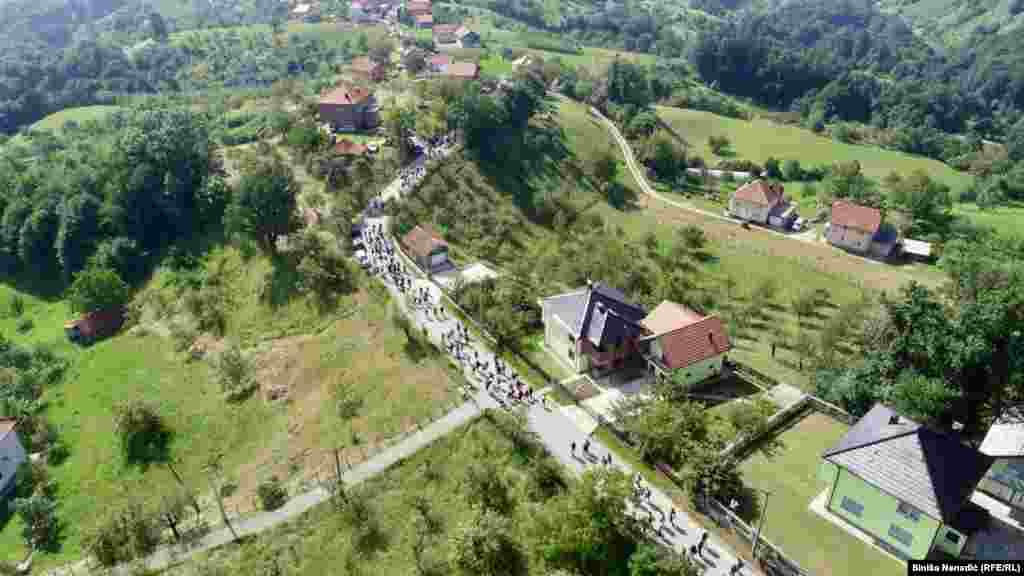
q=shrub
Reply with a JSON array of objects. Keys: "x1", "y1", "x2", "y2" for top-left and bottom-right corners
[
  {"x1": 15, "y1": 318, "x2": 32, "y2": 334},
  {"x1": 215, "y1": 342, "x2": 257, "y2": 402},
  {"x1": 7, "y1": 294, "x2": 24, "y2": 318},
  {"x1": 114, "y1": 400, "x2": 171, "y2": 464},
  {"x1": 13, "y1": 495, "x2": 59, "y2": 551},
  {"x1": 257, "y1": 476, "x2": 288, "y2": 511},
  {"x1": 85, "y1": 504, "x2": 162, "y2": 566}
]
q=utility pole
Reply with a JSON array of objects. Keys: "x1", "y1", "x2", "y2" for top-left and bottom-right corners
[{"x1": 751, "y1": 488, "x2": 772, "y2": 560}]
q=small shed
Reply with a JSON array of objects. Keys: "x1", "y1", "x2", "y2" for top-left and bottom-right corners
[
  {"x1": 64, "y1": 308, "x2": 124, "y2": 345},
  {"x1": 978, "y1": 406, "x2": 1024, "y2": 512},
  {"x1": 401, "y1": 224, "x2": 450, "y2": 274},
  {"x1": 902, "y1": 239, "x2": 933, "y2": 262}
]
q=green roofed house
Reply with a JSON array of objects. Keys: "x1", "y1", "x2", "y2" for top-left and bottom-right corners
[{"x1": 817, "y1": 404, "x2": 994, "y2": 561}]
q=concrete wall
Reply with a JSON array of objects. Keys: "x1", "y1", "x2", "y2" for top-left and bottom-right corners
[
  {"x1": 543, "y1": 308, "x2": 579, "y2": 373},
  {"x1": 729, "y1": 198, "x2": 770, "y2": 224},
  {"x1": 826, "y1": 466, "x2": 941, "y2": 559},
  {"x1": 826, "y1": 224, "x2": 871, "y2": 253}
]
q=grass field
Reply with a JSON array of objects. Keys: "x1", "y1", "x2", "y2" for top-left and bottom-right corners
[
  {"x1": 0, "y1": 248, "x2": 462, "y2": 568},
  {"x1": 555, "y1": 98, "x2": 943, "y2": 390},
  {"x1": 953, "y1": 201, "x2": 1024, "y2": 239},
  {"x1": 739, "y1": 412, "x2": 903, "y2": 576},
  {"x1": 161, "y1": 413, "x2": 552, "y2": 575},
  {"x1": 480, "y1": 52, "x2": 517, "y2": 76},
  {"x1": 170, "y1": 22, "x2": 388, "y2": 49},
  {"x1": 28, "y1": 106, "x2": 122, "y2": 132},
  {"x1": 656, "y1": 106, "x2": 975, "y2": 198}
]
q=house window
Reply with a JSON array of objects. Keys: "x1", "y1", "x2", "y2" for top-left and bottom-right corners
[
  {"x1": 839, "y1": 496, "x2": 864, "y2": 517},
  {"x1": 888, "y1": 524, "x2": 914, "y2": 547},
  {"x1": 945, "y1": 531, "x2": 961, "y2": 545},
  {"x1": 896, "y1": 501, "x2": 920, "y2": 522}
]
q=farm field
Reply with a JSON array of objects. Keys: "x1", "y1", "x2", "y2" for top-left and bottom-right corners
[
  {"x1": 738, "y1": 412, "x2": 903, "y2": 576},
  {"x1": 0, "y1": 248, "x2": 462, "y2": 568},
  {"x1": 656, "y1": 106, "x2": 976, "y2": 198},
  {"x1": 159, "y1": 413, "x2": 554, "y2": 576}
]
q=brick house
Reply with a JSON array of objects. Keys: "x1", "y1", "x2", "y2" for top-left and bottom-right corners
[
  {"x1": 350, "y1": 56, "x2": 386, "y2": 82},
  {"x1": 728, "y1": 179, "x2": 796, "y2": 227},
  {"x1": 826, "y1": 200, "x2": 897, "y2": 257},
  {"x1": 318, "y1": 84, "x2": 380, "y2": 132}
]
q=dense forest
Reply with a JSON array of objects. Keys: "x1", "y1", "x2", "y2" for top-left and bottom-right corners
[{"x1": 0, "y1": 105, "x2": 226, "y2": 287}]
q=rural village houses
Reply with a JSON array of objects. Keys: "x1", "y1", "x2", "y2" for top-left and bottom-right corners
[
  {"x1": 401, "y1": 224, "x2": 452, "y2": 275},
  {"x1": 318, "y1": 83, "x2": 380, "y2": 132},
  {"x1": 728, "y1": 180, "x2": 797, "y2": 229},
  {"x1": 350, "y1": 56, "x2": 386, "y2": 82},
  {"x1": 825, "y1": 200, "x2": 898, "y2": 257},
  {"x1": 539, "y1": 282, "x2": 731, "y2": 386}
]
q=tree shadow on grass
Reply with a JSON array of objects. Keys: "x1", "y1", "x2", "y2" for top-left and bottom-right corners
[{"x1": 262, "y1": 252, "x2": 304, "y2": 310}]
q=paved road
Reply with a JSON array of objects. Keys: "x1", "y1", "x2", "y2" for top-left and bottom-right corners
[{"x1": 368, "y1": 215, "x2": 751, "y2": 576}]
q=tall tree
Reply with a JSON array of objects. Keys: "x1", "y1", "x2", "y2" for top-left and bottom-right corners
[{"x1": 226, "y1": 158, "x2": 300, "y2": 254}]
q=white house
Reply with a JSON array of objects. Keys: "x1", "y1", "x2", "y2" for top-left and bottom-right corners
[{"x1": 0, "y1": 419, "x2": 26, "y2": 499}]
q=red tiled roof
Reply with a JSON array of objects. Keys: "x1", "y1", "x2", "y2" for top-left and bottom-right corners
[
  {"x1": 334, "y1": 139, "x2": 368, "y2": 155},
  {"x1": 444, "y1": 61, "x2": 478, "y2": 78},
  {"x1": 831, "y1": 200, "x2": 882, "y2": 234},
  {"x1": 350, "y1": 56, "x2": 382, "y2": 73},
  {"x1": 319, "y1": 83, "x2": 373, "y2": 105},
  {"x1": 402, "y1": 224, "x2": 447, "y2": 258},
  {"x1": 430, "y1": 54, "x2": 452, "y2": 66},
  {"x1": 657, "y1": 315, "x2": 731, "y2": 370},
  {"x1": 406, "y1": 0, "x2": 431, "y2": 10},
  {"x1": 641, "y1": 301, "x2": 703, "y2": 336},
  {"x1": 433, "y1": 24, "x2": 458, "y2": 35},
  {"x1": 415, "y1": 14, "x2": 433, "y2": 23},
  {"x1": 732, "y1": 179, "x2": 784, "y2": 206}
]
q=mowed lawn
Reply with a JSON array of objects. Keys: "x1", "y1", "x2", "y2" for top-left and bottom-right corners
[
  {"x1": 656, "y1": 106, "x2": 975, "y2": 198},
  {"x1": 161, "y1": 414, "x2": 552, "y2": 576},
  {"x1": 555, "y1": 98, "x2": 943, "y2": 390},
  {"x1": 740, "y1": 412, "x2": 903, "y2": 576},
  {"x1": 0, "y1": 252, "x2": 462, "y2": 568}
]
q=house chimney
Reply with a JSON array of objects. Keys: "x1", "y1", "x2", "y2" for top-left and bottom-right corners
[{"x1": 888, "y1": 414, "x2": 900, "y2": 425}]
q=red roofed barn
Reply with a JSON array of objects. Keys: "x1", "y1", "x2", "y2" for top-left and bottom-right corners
[
  {"x1": 639, "y1": 301, "x2": 731, "y2": 386},
  {"x1": 826, "y1": 200, "x2": 896, "y2": 256}
]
